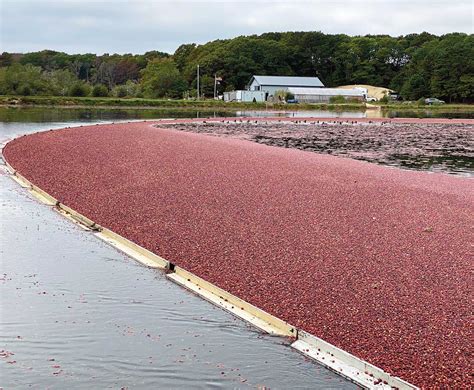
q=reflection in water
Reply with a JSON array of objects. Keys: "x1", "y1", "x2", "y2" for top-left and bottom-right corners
[
  {"x1": 0, "y1": 106, "x2": 235, "y2": 123},
  {"x1": 236, "y1": 110, "x2": 367, "y2": 118},
  {"x1": 0, "y1": 106, "x2": 473, "y2": 124}
]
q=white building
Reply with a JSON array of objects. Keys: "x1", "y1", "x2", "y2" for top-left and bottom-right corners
[
  {"x1": 288, "y1": 87, "x2": 366, "y2": 103},
  {"x1": 223, "y1": 90, "x2": 266, "y2": 103},
  {"x1": 246, "y1": 75, "x2": 324, "y2": 99}
]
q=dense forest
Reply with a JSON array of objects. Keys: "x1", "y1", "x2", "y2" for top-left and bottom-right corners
[{"x1": 0, "y1": 31, "x2": 472, "y2": 102}]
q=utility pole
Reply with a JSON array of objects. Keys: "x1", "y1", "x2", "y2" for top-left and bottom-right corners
[
  {"x1": 214, "y1": 73, "x2": 217, "y2": 100},
  {"x1": 197, "y1": 64, "x2": 200, "y2": 100}
]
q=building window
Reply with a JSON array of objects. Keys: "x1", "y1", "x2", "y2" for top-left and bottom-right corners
[{"x1": 255, "y1": 85, "x2": 260, "y2": 91}]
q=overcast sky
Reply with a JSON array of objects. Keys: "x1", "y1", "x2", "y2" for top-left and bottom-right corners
[{"x1": 1, "y1": 0, "x2": 473, "y2": 55}]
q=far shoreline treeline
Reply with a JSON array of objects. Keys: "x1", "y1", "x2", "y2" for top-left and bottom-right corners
[{"x1": 1, "y1": 31, "x2": 472, "y2": 103}]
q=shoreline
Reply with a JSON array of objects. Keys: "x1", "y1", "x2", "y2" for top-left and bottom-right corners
[
  {"x1": 1, "y1": 96, "x2": 473, "y2": 113},
  {"x1": 0, "y1": 96, "x2": 365, "y2": 111}
]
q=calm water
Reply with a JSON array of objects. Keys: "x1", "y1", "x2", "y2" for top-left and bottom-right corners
[
  {"x1": 0, "y1": 106, "x2": 473, "y2": 124},
  {"x1": 0, "y1": 119, "x2": 356, "y2": 389}
]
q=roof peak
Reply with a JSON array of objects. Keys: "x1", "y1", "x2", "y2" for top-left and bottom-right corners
[{"x1": 250, "y1": 75, "x2": 324, "y2": 87}]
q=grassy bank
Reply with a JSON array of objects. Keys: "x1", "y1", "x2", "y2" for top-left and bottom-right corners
[
  {"x1": 2, "y1": 95, "x2": 472, "y2": 114},
  {"x1": 378, "y1": 102, "x2": 474, "y2": 111},
  {"x1": 0, "y1": 95, "x2": 365, "y2": 111}
]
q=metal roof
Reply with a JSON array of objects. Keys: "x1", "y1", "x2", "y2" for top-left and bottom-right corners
[
  {"x1": 288, "y1": 87, "x2": 365, "y2": 96},
  {"x1": 250, "y1": 75, "x2": 324, "y2": 87}
]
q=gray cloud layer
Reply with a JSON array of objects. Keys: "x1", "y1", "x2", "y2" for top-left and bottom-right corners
[{"x1": 1, "y1": 0, "x2": 473, "y2": 54}]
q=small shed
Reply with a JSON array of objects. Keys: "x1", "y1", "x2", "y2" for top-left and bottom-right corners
[
  {"x1": 288, "y1": 88, "x2": 366, "y2": 103},
  {"x1": 247, "y1": 75, "x2": 324, "y2": 98}
]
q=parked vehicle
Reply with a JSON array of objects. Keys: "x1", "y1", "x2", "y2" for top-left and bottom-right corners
[
  {"x1": 365, "y1": 97, "x2": 377, "y2": 102},
  {"x1": 425, "y1": 98, "x2": 445, "y2": 105}
]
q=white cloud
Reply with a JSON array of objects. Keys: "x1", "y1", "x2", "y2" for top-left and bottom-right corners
[{"x1": 1, "y1": 0, "x2": 472, "y2": 54}]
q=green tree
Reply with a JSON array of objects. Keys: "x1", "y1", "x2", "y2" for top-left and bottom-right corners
[
  {"x1": 182, "y1": 37, "x2": 293, "y2": 91},
  {"x1": 196, "y1": 75, "x2": 214, "y2": 98},
  {"x1": 400, "y1": 74, "x2": 430, "y2": 100},
  {"x1": 0, "y1": 52, "x2": 13, "y2": 67},
  {"x1": 430, "y1": 34, "x2": 474, "y2": 102},
  {"x1": 174, "y1": 43, "x2": 197, "y2": 72},
  {"x1": 46, "y1": 69, "x2": 78, "y2": 96},
  {"x1": 458, "y1": 75, "x2": 474, "y2": 101},
  {"x1": 140, "y1": 59, "x2": 187, "y2": 98},
  {"x1": 92, "y1": 59, "x2": 116, "y2": 89},
  {"x1": 92, "y1": 84, "x2": 109, "y2": 97},
  {"x1": 69, "y1": 82, "x2": 91, "y2": 97},
  {"x1": 0, "y1": 31, "x2": 472, "y2": 102},
  {"x1": 0, "y1": 64, "x2": 48, "y2": 95},
  {"x1": 111, "y1": 80, "x2": 141, "y2": 97},
  {"x1": 398, "y1": 33, "x2": 473, "y2": 102}
]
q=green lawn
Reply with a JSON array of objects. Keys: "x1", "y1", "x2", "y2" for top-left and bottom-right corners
[
  {"x1": 0, "y1": 95, "x2": 366, "y2": 111},
  {"x1": 2, "y1": 95, "x2": 472, "y2": 113}
]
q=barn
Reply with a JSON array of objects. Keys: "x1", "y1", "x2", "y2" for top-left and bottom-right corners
[
  {"x1": 247, "y1": 75, "x2": 324, "y2": 99},
  {"x1": 288, "y1": 87, "x2": 366, "y2": 103}
]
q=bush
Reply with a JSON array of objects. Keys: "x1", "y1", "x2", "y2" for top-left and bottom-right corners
[
  {"x1": 111, "y1": 81, "x2": 141, "y2": 98},
  {"x1": 141, "y1": 59, "x2": 187, "y2": 99},
  {"x1": 18, "y1": 85, "x2": 31, "y2": 96},
  {"x1": 329, "y1": 95, "x2": 346, "y2": 103},
  {"x1": 417, "y1": 97, "x2": 426, "y2": 106},
  {"x1": 274, "y1": 89, "x2": 288, "y2": 102},
  {"x1": 92, "y1": 84, "x2": 109, "y2": 97},
  {"x1": 46, "y1": 69, "x2": 77, "y2": 96},
  {"x1": 380, "y1": 94, "x2": 389, "y2": 104},
  {"x1": 347, "y1": 97, "x2": 361, "y2": 103},
  {"x1": 69, "y1": 82, "x2": 90, "y2": 97},
  {"x1": 114, "y1": 85, "x2": 128, "y2": 98}
]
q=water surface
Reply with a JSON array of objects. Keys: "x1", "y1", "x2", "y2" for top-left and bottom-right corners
[{"x1": 1, "y1": 106, "x2": 473, "y2": 124}]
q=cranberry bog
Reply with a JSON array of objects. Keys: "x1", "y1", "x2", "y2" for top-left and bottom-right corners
[
  {"x1": 161, "y1": 118, "x2": 473, "y2": 176},
  {"x1": 3, "y1": 117, "x2": 473, "y2": 389}
]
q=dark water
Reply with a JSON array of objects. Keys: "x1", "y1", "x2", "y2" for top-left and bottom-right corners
[
  {"x1": 1, "y1": 120, "x2": 356, "y2": 388},
  {"x1": 0, "y1": 107, "x2": 367, "y2": 122},
  {"x1": 0, "y1": 106, "x2": 232, "y2": 123}
]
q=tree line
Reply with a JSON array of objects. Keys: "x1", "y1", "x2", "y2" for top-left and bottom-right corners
[{"x1": 0, "y1": 31, "x2": 472, "y2": 102}]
